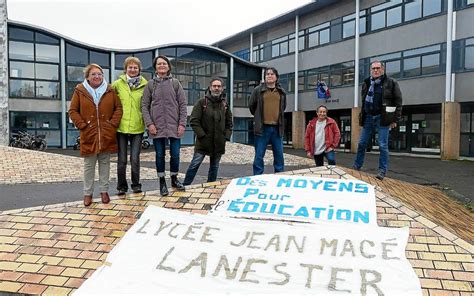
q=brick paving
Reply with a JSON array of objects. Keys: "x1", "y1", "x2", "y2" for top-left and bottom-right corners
[{"x1": 0, "y1": 145, "x2": 472, "y2": 295}]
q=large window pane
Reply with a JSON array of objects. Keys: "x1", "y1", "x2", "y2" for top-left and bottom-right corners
[
  {"x1": 175, "y1": 60, "x2": 193, "y2": 74},
  {"x1": 195, "y1": 76, "x2": 212, "y2": 90},
  {"x1": 135, "y1": 51, "x2": 153, "y2": 71},
  {"x1": 9, "y1": 80, "x2": 35, "y2": 97},
  {"x1": 405, "y1": 0, "x2": 422, "y2": 21},
  {"x1": 159, "y1": 47, "x2": 176, "y2": 57},
  {"x1": 90, "y1": 51, "x2": 110, "y2": 67},
  {"x1": 465, "y1": 47, "x2": 474, "y2": 69},
  {"x1": 174, "y1": 74, "x2": 193, "y2": 89},
  {"x1": 35, "y1": 32, "x2": 59, "y2": 44},
  {"x1": 10, "y1": 61, "x2": 34, "y2": 78},
  {"x1": 342, "y1": 67, "x2": 355, "y2": 85},
  {"x1": 385, "y1": 60, "x2": 401, "y2": 78},
  {"x1": 371, "y1": 11, "x2": 385, "y2": 30},
  {"x1": 360, "y1": 16, "x2": 367, "y2": 34},
  {"x1": 8, "y1": 27, "x2": 34, "y2": 41},
  {"x1": 115, "y1": 53, "x2": 132, "y2": 70},
  {"x1": 320, "y1": 29, "x2": 330, "y2": 44},
  {"x1": 308, "y1": 32, "x2": 319, "y2": 47},
  {"x1": 36, "y1": 63, "x2": 59, "y2": 80},
  {"x1": 343, "y1": 20, "x2": 355, "y2": 38},
  {"x1": 404, "y1": 57, "x2": 421, "y2": 77},
  {"x1": 35, "y1": 44, "x2": 59, "y2": 63},
  {"x1": 271, "y1": 44, "x2": 279, "y2": 58},
  {"x1": 330, "y1": 70, "x2": 342, "y2": 87},
  {"x1": 421, "y1": 53, "x2": 439, "y2": 74},
  {"x1": 36, "y1": 81, "x2": 60, "y2": 99},
  {"x1": 423, "y1": 0, "x2": 441, "y2": 17},
  {"x1": 386, "y1": 6, "x2": 402, "y2": 26},
  {"x1": 66, "y1": 44, "x2": 88, "y2": 65},
  {"x1": 280, "y1": 42, "x2": 288, "y2": 56},
  {"x1": 67, "y1": 66, "x2": 85, "y2": 82},
  {"x1": 9, "y1": 41, "x2": 34, "y2": 61}
]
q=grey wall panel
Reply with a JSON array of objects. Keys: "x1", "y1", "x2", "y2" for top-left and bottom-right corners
[
  {"x1": 455, "y1": 72, "x2": 474, "y2": 102},
  {"x1": 299, "y1": 39, "x2": 355, "y2": 70},
  {"x1": 397, "y1": 76, "x2": 446, "y2": 105},
  {"x1": 265, "y1": 55, "x2": 295, "y2": 73},
  {"x1": 9, "y1": 99, "x2": 62, "y2": 112},
  {"x1": 221, "y1": 36, "x2": 250, "y2": 53},
  {"x1": 233, "y1": 108, "x2": 252, "y2": 118},
  {"x1": 360, "y1": 16, "x2": 447, "y2": 58},
  {"x1": 456, "y1": 8, "x2": 474, "y2": 40}
]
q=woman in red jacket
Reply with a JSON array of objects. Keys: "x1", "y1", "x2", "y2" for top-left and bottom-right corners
[{"x1": 304, "y1": 105, "x2": 341, "y2": 166}]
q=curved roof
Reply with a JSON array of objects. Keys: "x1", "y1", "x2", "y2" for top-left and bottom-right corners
[{"x1": 7, "y1": 20, "x2": 262, "y2": 69}]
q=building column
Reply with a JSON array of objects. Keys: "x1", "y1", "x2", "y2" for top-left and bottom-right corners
[
  {"x1": 0, "y1": 0, "x2": 8, "y2": 146},
  {"x1": 351, "y1": 107, "x2": 361, "y2": 153},
  {"x1": 441, "y1": 102, "x2": 460, "y2": 160},
  {"x1": 292, "y1": 111, "x2": 305, "y2": 149}
]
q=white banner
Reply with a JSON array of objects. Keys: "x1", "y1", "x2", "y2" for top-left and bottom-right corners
[
  {"x1": 210, "y1": 174, "x2": 377, "y2": 225},
  {"x1": 75, "y1": 206, "x2": 421, "y2": 295}
]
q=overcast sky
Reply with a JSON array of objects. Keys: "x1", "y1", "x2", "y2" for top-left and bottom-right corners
[{"x1": 7, "y1": 0, "x2": 312, "y2": 50}]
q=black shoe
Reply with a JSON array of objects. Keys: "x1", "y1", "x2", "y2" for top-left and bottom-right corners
[
  {"x1": 132, "y1": 188, "x2": 142, "y2": 194},
  {"x1": 352, "y1": 165, "x2": 360, "y2": 171},
  {"x1": 375, "y1": 171, "x2": 385, "y2": 181},
  {"x1": 159, "y1": 177, "x2": 169, "y2": 196},
  {"x1": 117, "y1": 190, "x2": 126, "y2": 196},
  {"x1": 171, "y1": 175, "x2": 185, "y2": 191}
]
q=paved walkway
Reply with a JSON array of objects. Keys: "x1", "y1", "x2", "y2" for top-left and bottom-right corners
[{"x1": 0, "y1": 145, "x2": 472, "y2": 295}]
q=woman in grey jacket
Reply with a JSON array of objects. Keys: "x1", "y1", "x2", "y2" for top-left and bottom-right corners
[{"x1": 141, "y1": 55, "x2": 187, "y2": 196}]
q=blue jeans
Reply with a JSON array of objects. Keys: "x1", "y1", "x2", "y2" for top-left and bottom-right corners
[
  {"x1": 253, "y1": 125, "x2": 284, "y2": 175},
  {"x1": 153, "y1": 137, "x2": 181, "y2": 177},
  {"x1": 314, "y1": 150, "x2": 336, "y2": 167},
  {"x1": 183, "y1": 152, "x2": 222, "y2": 185},
  {"x1": 354, "y1": 114, "x2": 390, "y2": 173},
  {"x1": 117, "y1": 132, "x2": 143, "y2": 192}
]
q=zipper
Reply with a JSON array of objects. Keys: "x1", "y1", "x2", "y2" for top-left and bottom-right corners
[{"x1": 96, "y1": 99, "x2": 102, "y2": 151}]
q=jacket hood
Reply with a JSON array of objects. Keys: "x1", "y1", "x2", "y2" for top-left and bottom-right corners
[{"x1": 309, "y1": 116, "x2": 337, "y2": 127}]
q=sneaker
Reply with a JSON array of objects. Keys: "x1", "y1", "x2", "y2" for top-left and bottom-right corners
[{"x1": 375, "y1": 171, "x2": 385, "y2": 181}]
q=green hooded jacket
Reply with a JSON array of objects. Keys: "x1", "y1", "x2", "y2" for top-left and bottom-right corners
[{"x1": 112, "y1": 74, "x2": 148, "y2": 134}]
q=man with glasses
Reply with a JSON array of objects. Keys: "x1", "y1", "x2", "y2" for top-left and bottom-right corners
[
  {"x1": 352, "y1": 61, "x2": 403, "y2": 180},
  {"x1": 182, "y1": 77, "x2": 233, "y2": 186}
]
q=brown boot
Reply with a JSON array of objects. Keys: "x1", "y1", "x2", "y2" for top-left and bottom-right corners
[
  {"x1": 101, "y1": 192, "x2": 110, "y2": 204},
  {"x1": 84, "y1": 195, "x2": 92, "y2": 207}
]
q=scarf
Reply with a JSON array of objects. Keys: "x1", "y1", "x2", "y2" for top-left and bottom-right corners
[
  {"x1": 82, "y1": 79, "x2": 108, "y2": 105},
  {"x1": 127, "y1": 75, "x2": 141, "y2": 89},
  {"x1": 365, "y1": 77, "x2": 381, "y2": 105}
]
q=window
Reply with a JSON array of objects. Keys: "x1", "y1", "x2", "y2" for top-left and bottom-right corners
[
  {"x1": 403, "y1": 57, "x2": 421, "y2": 77},
  {"x1": 8, "y1": 26, "x2": 61, "y2": 99},
  {"x1": 405, "y1": 0, "x2": 422, "y2": 21}
]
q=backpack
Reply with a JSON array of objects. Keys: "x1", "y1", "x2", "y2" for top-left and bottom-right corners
[{"x1": 149, "y1": 77, "x2": 180, "y2": 98}]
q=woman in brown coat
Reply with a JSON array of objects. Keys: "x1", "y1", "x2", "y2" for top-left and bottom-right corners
[{"x1": 68, "y1": 64, "x2": 123, "y2": 206}]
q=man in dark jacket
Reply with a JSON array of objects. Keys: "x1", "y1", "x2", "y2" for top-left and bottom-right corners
[
  {"x1": 353, "y1": 61, "x2": 403, "y2": 180},
  {"x1": 183, "y1": 77, "x2": 233, "y2": 185},
  {"x1": 249, "y1": 67, "x2": 287, "y2": 175}
]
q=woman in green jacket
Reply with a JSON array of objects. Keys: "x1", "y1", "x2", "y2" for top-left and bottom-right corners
[{"x1": 112, "y1": 57, "x2": 148, "y2": 195}]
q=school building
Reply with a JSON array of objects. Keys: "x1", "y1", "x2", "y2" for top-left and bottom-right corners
[{"x1": 1, "y1": 0, "x2": 473, "y2": 159}]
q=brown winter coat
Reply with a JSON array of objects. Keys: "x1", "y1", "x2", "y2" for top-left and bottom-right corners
[{"x1": 68, "y1": 84, "x2": 123, "y2": 156}]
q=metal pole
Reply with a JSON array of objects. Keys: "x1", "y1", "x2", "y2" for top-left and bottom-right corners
[
  {"x1": 110, "y1": 52, "x2": 116, "y2": 82},
  {"x1": 60, "y1": 38, "x2": 67, "y2": 148},
  {"x1": 249, "y1": 32, "x2": 254, "y2": 63},
  {"x1": 229, "y1": 57, "x2": 234, "y2": 142},
  {"x1": 294, "y1": 14, "x2": 299, "y2": 112},
  {"x1": 445, "y1": 0, "x2": 453, "y2": 102},
  {"x1": 354, "y1": 0, "x2": 360, "y2": 107}
]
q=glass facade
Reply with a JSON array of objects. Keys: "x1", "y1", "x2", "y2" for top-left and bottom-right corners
[
  {"x1": 8, "y1": 27, "x2": 60, "y2": 100},
  {"x1": 7, "y1": 24, "x2": 262, "y2": 148}
]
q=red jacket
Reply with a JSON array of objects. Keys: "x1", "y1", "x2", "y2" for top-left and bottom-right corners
[{"x1": 304, "y1": 117, "x2": 341, "y2": 155}]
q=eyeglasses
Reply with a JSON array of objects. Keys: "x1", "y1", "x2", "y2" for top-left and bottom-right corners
[{"x1": 90, "y1": 73, "x2": 103, "y2": 77}]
